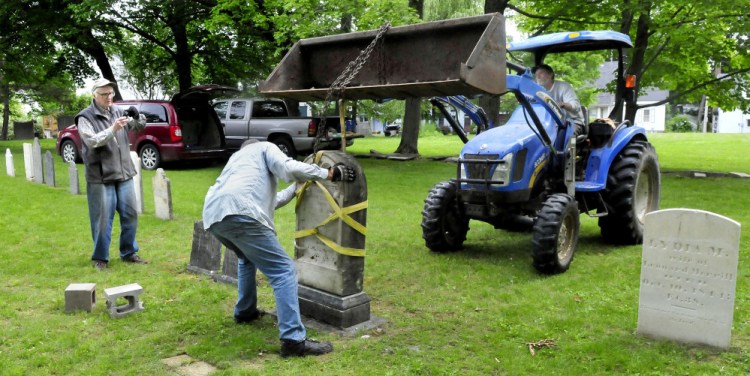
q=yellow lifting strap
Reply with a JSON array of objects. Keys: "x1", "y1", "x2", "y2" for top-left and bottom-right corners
[{"x1": 293, "y1": 151, "x2": 368, "y2": 257}]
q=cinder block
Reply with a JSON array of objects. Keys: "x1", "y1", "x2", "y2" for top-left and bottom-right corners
[
  {"x1": 104, "y1": 283, "x2": 144, "y2": 318},
  {"x1": 65, "y1": 283, "x2": 96, "y2": 313}
]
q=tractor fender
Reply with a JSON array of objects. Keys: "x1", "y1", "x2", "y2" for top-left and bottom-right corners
[{"x1": 578, "y1": 125, "x2": 648, "y2": 191}]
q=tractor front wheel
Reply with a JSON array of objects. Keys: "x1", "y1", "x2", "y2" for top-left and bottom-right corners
[
  {"x1": 421, "y1": 180, "x2": 469, "y2": 252},
  {"x1": 531, "y1": 193, "x2": 580, "y2": 274}
]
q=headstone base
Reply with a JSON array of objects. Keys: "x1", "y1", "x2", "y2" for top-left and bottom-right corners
[{"x1": 298, "y1": 285, "x2": 370, "y2": 329}]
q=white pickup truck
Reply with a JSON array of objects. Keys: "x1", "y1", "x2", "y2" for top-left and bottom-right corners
[{"x1": 212, "y1": 98, "x2": 358, "y2": 159}]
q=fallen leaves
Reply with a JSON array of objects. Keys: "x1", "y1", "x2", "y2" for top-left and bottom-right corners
[{"x1": 526, "y1": 339, "x2": 557, "y2": 356}]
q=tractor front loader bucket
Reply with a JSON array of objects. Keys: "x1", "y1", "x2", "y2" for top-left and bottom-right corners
[{"x1": 259, "y1": 13, "x2": 507, "y2": 101}]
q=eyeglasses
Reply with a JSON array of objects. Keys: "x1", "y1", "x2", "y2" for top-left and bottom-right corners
[{"x1": 96, "y1": 91, "x2": 115, "y2": 98}]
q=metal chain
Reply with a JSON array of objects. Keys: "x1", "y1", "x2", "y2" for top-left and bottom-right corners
[{"x1": 314, "y1": 22, "x2": 391, "y2": 153}]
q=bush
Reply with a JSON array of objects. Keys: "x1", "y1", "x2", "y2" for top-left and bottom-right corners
[{"x1": 666, "y1": 115, "x2": 695, "y2": 133}]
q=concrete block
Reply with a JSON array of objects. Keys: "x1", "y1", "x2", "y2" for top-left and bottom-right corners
[
  {"x1": 104, "y1": 283, "x2": 144, "y2": 318},
  {"x1": 65, "y1": 283, "x2": 96, "y2": 313}
]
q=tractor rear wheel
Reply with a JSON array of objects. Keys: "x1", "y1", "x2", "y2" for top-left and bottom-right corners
[
  {"x1": 421, "y1": 180, "x2": 469, "y2": 252},
  {"x1": 531, "y1": 193, "x2": 580, "y2": 274},
  {"x1": 599, "y1": 141, "x2": 660, "y2": 244}
]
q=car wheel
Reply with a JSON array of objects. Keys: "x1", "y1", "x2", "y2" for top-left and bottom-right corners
[
  {"x1": 272, "y1": 138, "x2": 297, "y2": 159},
  {"x1": 61, "y1": 140, "x2": 80, "y2": 163},
  {"x1": 421, "y1": 180, "x2": 469, "y2": 252},
  {"x1": 598, "y1": 141, "x2": 660, "y2": 244},
  {"x1": 139, "y1": 144, "x2": 161, "y2": 170},
  {"x1": 531, "y1": 193, "x2": 580, "y2": 274}
]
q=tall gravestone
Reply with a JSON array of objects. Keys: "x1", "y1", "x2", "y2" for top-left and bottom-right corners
[
  {"x1": 152, "y1": 168, "x2": 173, "y2": 220},
  {"x1": 44, "y1": 151, "x2": 55, "y2": 187},
  {"x1": 217, "y1": 246, "x2": 239, "y2": 285},
  {"x1": 5, "y1": 148, "x2": 14, "y2": 177},
  {"x1": 23, "y1": 143, "x2": 34, "y2": 181},
  {"x1": 130, "y1": 152, "x2": 144, "y2": 214},
  {"x1": 187, "y1": 220, "x2": 223, "y2": 275},
  {"x1": 32, "y1": 138, "x2": 44, "y2": 184},
  {"x1": 637, "y1": 209, "x2": 741, "y2": 349},
  {"x1": 295, "y1": 151, "x2": 370, "y2": 329},
  {"x1": 68, "y1": 162, "x2": 80, "y2": 195}
]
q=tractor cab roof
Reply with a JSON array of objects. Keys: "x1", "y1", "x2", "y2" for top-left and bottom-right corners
[{"x1": 508, "y1": 31, "x2": 632, "y2": 65}]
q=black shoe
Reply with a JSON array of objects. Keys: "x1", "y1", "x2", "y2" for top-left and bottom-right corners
[
  {"x1": 92, "y1": 260, "x2": 108, "y2": 271},
  {"x1": 234, "y1": 309, "x2": 266, "y2": 324},
  {"x1": 280, "y1": 338, "x2": 333, "y2": 358},
  {"x1": 123, "y1": 254, "x2": 148, "y2": 264}
]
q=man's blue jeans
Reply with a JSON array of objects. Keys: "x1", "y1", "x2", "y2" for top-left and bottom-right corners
[
  {"x1": 208, "y1": 215, "x2": 306, "y2": 342},
  {"x1": 87, "y1": 179, "x2": 139, "y2": 262}
]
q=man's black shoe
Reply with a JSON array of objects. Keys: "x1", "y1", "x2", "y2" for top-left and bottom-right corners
[
  {"x1": 92, "y1": 260, "x2": 108, "y2": 271},
  {"x1": 280, "y1": 338, "x2": 333, "y2": 357},
  {"x1": 123, "y1": 254, "x2": 148, "y2": 264},
  {"x1": 234, "y1": 309, "x2": 265, "y2": 324}
]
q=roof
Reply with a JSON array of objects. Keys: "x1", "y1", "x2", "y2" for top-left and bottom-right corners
[{"x1": 507, "y1": 31, "x2": 633, "y2": 58}]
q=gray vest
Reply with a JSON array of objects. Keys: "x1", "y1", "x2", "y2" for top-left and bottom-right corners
[{"x1": 75, "y1": 101, "x2": 136, "y2": 183}]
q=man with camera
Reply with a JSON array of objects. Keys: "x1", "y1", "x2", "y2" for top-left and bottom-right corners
[{"x1": 75, "y1": 78, "x2": 146, "y2": 271}]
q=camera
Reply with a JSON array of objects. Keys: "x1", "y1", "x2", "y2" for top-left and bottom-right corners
[{"x1": 123, "y1": 106, "x2": 139, "y2": 119}]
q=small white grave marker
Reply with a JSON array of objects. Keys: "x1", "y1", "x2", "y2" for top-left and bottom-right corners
[
  {"x1": 130, "y1": 152, "x2": 144, "y2": 214},
  {"x1": 23, "y1": 143, "x2": 33, "y2": 181},
  {"x1": 5, "y1": 148, "x2": 14, "y2": 177},
  {"x1": 152, "y1": 168, "x2": 173, "y2": 220}
]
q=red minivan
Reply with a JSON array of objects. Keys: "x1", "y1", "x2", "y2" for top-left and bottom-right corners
[{"x1": 56, "y1": 84, "x2": 237, "y2": 170}]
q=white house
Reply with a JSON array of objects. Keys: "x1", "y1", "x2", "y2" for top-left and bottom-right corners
[{"x1": 714, "y1": 106, "x2": 750, "y2": 134}]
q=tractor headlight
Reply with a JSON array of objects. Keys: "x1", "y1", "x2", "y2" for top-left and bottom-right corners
[{"x1": 490, "y1": 153, "x2": 514, "y2": 185}]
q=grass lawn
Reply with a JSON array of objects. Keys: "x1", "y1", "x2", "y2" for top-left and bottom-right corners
[{"x1": 0, "y1": 133, "x2": 748, "y2": 375}]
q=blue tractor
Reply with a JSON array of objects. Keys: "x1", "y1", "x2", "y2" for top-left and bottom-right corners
[{"x1": 421, "y1": 31, "x2": 661, "y2": 274}]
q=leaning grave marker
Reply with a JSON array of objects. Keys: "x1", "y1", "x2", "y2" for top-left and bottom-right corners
[
  {"x1": 152, "y1": 168, "x2": 173, "y2": 220},
  {"x1": 32, "y1": 138, "x2": 44, "y2": 184},
  {"x1": 637, "y1": 208, "x2": 741, "y2": 349}
]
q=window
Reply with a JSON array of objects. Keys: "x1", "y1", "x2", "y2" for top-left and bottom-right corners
[
  {"x1": 229, "y1": 101, "x2": 247, "y2": 120},
  {"x1": 641, "y1": 108, "x2": 654, "y2": 123},
  {"x1": 252, "y1": 101, "x2": 287, "y2": 118},
  {"x1": 213, "y1": 101, "x2": 228, "y2": 120},
  {"x1": 139, "y1": 103, "x2": 168, "y2": 123}
]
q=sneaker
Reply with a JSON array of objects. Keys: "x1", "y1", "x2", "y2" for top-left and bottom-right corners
[
  {"x1": 92, "y1": 260, "x2": 108, "y2": 271},
  {"x1": 234, "y1": 309, "x2": 266, "y2": 324},
  {"x1": 123, "y1": 254, "x2": 148, "y2": 264},
  {"x1": 280, "y1": 338, "x2": 333, "y2": 358}
]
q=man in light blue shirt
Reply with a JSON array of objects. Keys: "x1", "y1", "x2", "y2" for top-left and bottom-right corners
[{"x1": 203, "y1": 139, "x2": 356, "y2": 357}]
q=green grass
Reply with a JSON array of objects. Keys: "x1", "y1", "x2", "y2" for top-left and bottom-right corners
[{"x1": 0, "y1": 133, "x2": 749, "y2": 375}]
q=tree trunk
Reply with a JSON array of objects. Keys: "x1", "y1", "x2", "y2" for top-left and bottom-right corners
[
  {"x1": 396, "y1": 98, "x2": 421, "y2": 154},
  {"x1": 484, "y1": 0, "x2": 510, "y2": 13},
  {"x1": 1, "y1": 83, "x2": 9, "y2": 140},
  {"x1": 479, "y1": 95, "x2": 500, "y2": 128},
  {"x1": 624, "y1": 6, "x2": 652, "y2": 124},
  {"x1": 67, "y1": 29, "x2": 121, "y2": 100},
  {"x1": 408, "y1": 0, "x2": 423, "y2": 18}
]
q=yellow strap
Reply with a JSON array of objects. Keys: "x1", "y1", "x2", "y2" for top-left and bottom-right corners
[{"x1": 292, "y1": 155, "x2": 368, "y2": 257}]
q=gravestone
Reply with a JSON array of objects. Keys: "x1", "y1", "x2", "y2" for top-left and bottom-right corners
[
  {"x1": 23, "y1": 143, "x2": 34, "y2": 181},
  {"x1": 130, "y1": 152, "x2": 144, "y2": 214},
  {"x1": 637, "y1": 209, "x2": 741, "y2": 349},
  {"x1": 222, "y1": 247, "x2": 239, "y2": 280},
  {"x1": 32, "y1": 138, "x2": 44, "y2": 184},
  {"x1": 5, "y1": 148, "x2": 14, "y2": 177},
  {"x1": 152, "y1": 168, "x2": 173, "y2": 220},
  {"x1": 296, "y1": 151, "x2": 371, "y2": 329},
  {"x1": 212, "y1": 246, "x2": 239, "y2": 285},
  {"x1": 13, "y1": 121, "x2": 34, "y2": 139},
  {"x1": 187, "y1": 220, "x2": 222, "y2": 275},
  {"x1": 44, "y1": 151, "x2": 55, "y2": 187},
  {"x1": 68, "y1": 162, "x2": 79, "y2": 194}
]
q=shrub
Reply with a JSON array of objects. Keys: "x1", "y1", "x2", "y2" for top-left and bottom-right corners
[{"x1": 666, "y1": 115, "x2": 695, "y2": 133}]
